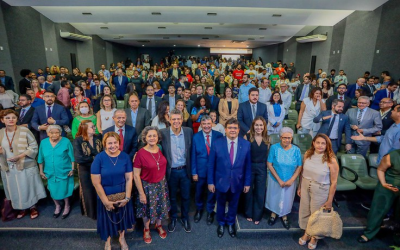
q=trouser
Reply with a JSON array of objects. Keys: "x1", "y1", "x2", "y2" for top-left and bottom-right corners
[
  {"x1": 216, "y1": 188, "x2": 241, "y2": 226},
  {"x1": 244, "y1": 163, "x2": 267, "y2": 221},
  {"x1": 349, "y1": 141, "x2": 370, "y2": 158},
  {"x1": 195, "y1": 177, "x2": 216, "y2": 213},
  {"x1": 168, "y1": 169, "x2": 191, "y2": 220},
  {"x1": 330, "y1": 139, "x2": 339, "y2": 155},
  {"x1": 364, "y1": 182, "x2": 400, "y2": 240},
  {"x1": 299, "y1": 177, "x2": 330, "y2": 239}
]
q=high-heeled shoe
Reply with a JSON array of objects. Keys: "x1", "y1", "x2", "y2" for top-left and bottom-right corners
[
  {"x1": 308, "y1": 237, "x2": 318, "y2": 249},
  {"x1": 298, "y1": 235, "x2": 310, "y2": 246}
]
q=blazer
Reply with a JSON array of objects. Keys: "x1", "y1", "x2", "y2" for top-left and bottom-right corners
[
  {"x1": 345, "y1": 83, "x2": 369, "y2": 99},
  {"x1": 124, "y1": 107, "x2": 151, "y2": 136},
  {"x1": 346, "y1": 107, "x2": 382, "y2": 145},
  {"x1": 191, "y1": 130, "x2": 223, "y2": 178},
  {"x1": 237, "y1": 101, "x2": 268, "y2": 136},
  {"x1": 146, "y1": 76, "x2": 156, "y2": 86},
  {"x1": 218, "y1": 98, "x2": 239, "y2": 126},
  {"x1": 19, "y1": 78, "x2": 31, "y2": 95},
  {"x1": 364, "y1": 84, "x2": 376, "y2": 97},
  {"x1": 83, "y1": 89, "x2": 92, "y2": 99},
  {"x1": 2, "y1": 76, "x2": 14, "y2": 91},
  {"x1": 139, "y1": 96, "x2": 162, "y2": 113},
  {"x1": 313, "y1": 110, "x2": 352, "y2": 149},
  {"x1": 294, "y1": 83, "x2": 314, "y2": 111},
  {"x1": 31, "y1": 103, "x2": 70, "y2": 139},
  {"x1": 371, "y1": 89, "x2": 393, "y2": 110},
  {"x1": 205, "y1": 95, "x2": 220, "y2": 113},
  {"x1": 160, "y1": 127, "x2": 193, "y2": 180},
  {"x1": 174, "y1": 81, "x2": 190, "y2": 90},
  {"x1": 90, "y1": 85, "x2": 105, "y2": 97},
  {"x1": 162, "y1": 94, "x2": 178, "y2": 105},
  {"x1": 113, "y1": 75, "x2": 129, "y2": 97},
  {"x1": 325, "y1": 94, "x2": 352, "y2": 114},
  {"x1": 17, "y1": 106, "x2": 35, "y2": 129},
  {"x1": 381, "y1": 110, "x2": 394, "y2": 135},
  {"x1": 184, "y1": 99, "x2": 194, "y2": 115},
  {"x1": 103, "y1": 125, "x2": 138, "y2": 160},
  {"x1": 190, "y1": 94, "x2": 204, "y2": 102},
  {"x1": 207, "y1": 137, "x2": 251, "y2": 193},
  {"x1": 167, "y1": 68, "x2": 182, "y2": 79}
]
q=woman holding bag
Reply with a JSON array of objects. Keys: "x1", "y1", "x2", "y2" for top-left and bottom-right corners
[{"x1": 297, "y1": 134, "x2": 339, "y2": 249}]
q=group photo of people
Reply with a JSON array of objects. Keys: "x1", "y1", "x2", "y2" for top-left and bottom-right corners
[{"x1": 0, "y1": 54, "x2": 399, "y2": 250}]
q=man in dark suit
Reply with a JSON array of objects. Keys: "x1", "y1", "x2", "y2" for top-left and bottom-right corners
[
  {"x1": 208, "y1": 118, "x2": 251, "y2": 238},
  {"x1": 19, "y1": 69, "x2": 32, "y2": 94},
  {"x1": 174, "y1": 75, "x2": 190, "y2": 90},
  {"x1": 90, "y1": 79, "x2": 105, "y2": 97},
  {"x1": 167, "y1": 63, "x2": 182, "y2": 80},
  {"x1": 162, "y1": 84, "x2": 178, "y2": 110},
  {"x1": 48, "y1": 76, "x2": 71, "y2": 96},
  {"x1": 159, "y1": 71, "x2": 172, "y2": 93},
  {"x1": 160, "y1": 109, "x2": 193, "y2": 233},
  {"x1": 190, "y1": 84, "x2": 204, "y2": 102},
  {"x1": 17, "y1": 94, "x2": 35, "y2": 129},
  {"x1": 0, "y1": 70, "x2": 14, "y2": 91},
  {"x1": 31, "y1": 91, "x2": 69, "y2": 140},
  {"x1": 237, "y1": 87, "x2": 268, "y2": 137},
  {"x1": 205, "y1": 85, "x2": 220, "y2": 113},
  {"x1": 294, "y1": 75, "x2": 313, "y2": 112},
  {"x1": 325, "y1": 83, "x2": 352, "y2": 114},
  {"x1": 129, "y1": 70, "x2": 144, "y2": 98},
  {"x1": 370, "y1": 82, "x2": 398, "y2": 110},
  {"x1": 140, "y1": 85, "x2": 162, "y2": 119},
  {"x1": 313, "y1": 99, "x2": 352, "y2": 154},
  {"x1": 183, "y1": 88, "x2": 194, "y2": 114},
  {"x1": 365, "y1": 77, "x2": 377, "y2": 99},
  {"x1": 192, "y1": 116, "x2": 223, "y2": 224},
  {"x1": 113, "y1": 69, "x2": 129, "y2": 100},
  {"x1": 103, "y1": 109, "x2": 138, "y2": 161},
  {"x1": 345, "y1": 78, "x2": 369, "y2": 99},
  {"x1": 54, "y1": 66, "x2": 70, "y2": 81},
  {"x1": 125, "y1": 93, "x2": 151, "y2": 137},
  {"x1": 146, "y1": 70, "x2": 156, "y2": 86}
]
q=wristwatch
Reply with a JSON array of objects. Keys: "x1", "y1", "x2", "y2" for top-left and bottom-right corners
[{"x1": 125, "y1": 197, "x2": 130, "y2": 202}]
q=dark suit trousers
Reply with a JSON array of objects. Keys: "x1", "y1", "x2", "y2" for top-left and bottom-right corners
[
  {"x1": 195, "y1": 177, "x2": 216, "y2": 212},
  {"x1": 168, "y1": 169, "x2": 191, "y2": 220},
  {"x1": 244, "y1": 162, "x2": 267, "y2": 221},
  {"x1": 216, "y1": 188, "x2": 241, "y2": 226},
  {"x1": 331, "y1": 139, "x2": 339, "y2": 155}
]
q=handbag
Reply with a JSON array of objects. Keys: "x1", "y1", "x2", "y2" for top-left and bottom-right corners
[
  {"x1": 106, "y1": 192, "x2": 125, "y2": 202},
  {"x1": 1, "y1": 198, "x2": 17, "y2": 222},
  {"x1": 305, "y1": 207, "x2": 343, "y2": 239}
]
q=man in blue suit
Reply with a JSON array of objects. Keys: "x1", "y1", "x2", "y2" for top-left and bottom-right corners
[
  {"x1": 345, "y1": 78, "x2": 369, "y2": 99},
  {"x1": 370, "y1": 82, "x2": 398, "y2": 110},
  {"x1": 103, "y1": 109, "x2": 138, "y2": 161},
  {"x1": 313, "y1": 99, "x2": 352, "y2": 154},
  {"x1": 208, "y1": 118, "x2": 251, "y2": 238},
  {"x1": 192, "y1": 115, "x2": 223, "y2": 224},
  {"x1": 204, "y1": 85, "x2": 220, "y2": 114},
  {"x1": 0, "y1": 70, "x2": 14, "y2": 91},
  {"x1": 90, "y1": 79, "x2": 105, "y2": 97},
  {"x1": 237, "y1": 87, "x2": 268, "y2": 137},
  {"x1": 31, "y1": 91, "x2": 69, "y2": 140},
  {"x1": 113, "y1": 69, "x2": 129, "y2": 100}
]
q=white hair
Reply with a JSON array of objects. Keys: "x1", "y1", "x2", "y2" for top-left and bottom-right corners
[
  {"x1": 280, "y1": 127, "x2": 294, "y2": 136},
  {"x1": 46, "y1": 125, "x2": 62, "y2": 133}
]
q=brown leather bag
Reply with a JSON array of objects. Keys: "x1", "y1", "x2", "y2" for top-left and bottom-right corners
[
  {"x1": 106, "y1": 192, "x2": 125, "y2": 202},
  {"x1": 1, "y1": 198, "x2": 17, "y2": 222}
]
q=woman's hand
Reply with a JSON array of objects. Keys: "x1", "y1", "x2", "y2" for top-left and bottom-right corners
[
  {"x1": 296, "y1": 124, "x2": 302, "y2": 129},
  {"x1": 284, "y1": 179, "x2": 294, "y2": 187},
  {"x1": 198, "y1": 109, "x2": 205, "y2": 114},
  {"x1": 297, "y1": 188, "x2": 301, "y2": 197},
  {"x1": 104, "y1": 200, "x2": 115, "y2": 211},
  {"x1": 68, "y1": 169, "x2": 75, "y2": 176},
  {"x1": 7, "y1": 154, "x2": 23, "y2": 163},
  {"x1": 278, "y1": 179, "x2": 285, "y2": 188},
  {"x1": 322, "y1": 201, "x2": 333, "y2": 209},
  {"x1": 40, "y1": 171, "x2": 47, "y2": 180},
  {"x1": 0, "y1": 146, "x2": 3, "y2": 154},
  {"x1": 382, "y1": 183, "x2": 399, "y2": 193},
  {"x1": 139, "y1": 194, "x2": 147, "y2": 205},
  {"x1": 117, "y1": 199, "x2": 129, "y2": 207}
]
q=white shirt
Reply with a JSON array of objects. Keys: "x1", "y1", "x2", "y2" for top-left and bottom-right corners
[
  {"x1": 227, "y1": 137, "x2": 238, "y2": 165},
  {"x1": 357, "y1": 107, "x2": 368, "y2": 123},
  {"x1": 258, "y1": 87, "x2": 272, "y2": 104},
  {"x1": 328, "y1": 111, "x2": 340, "y2": 139},
  {"x1": 280, "y1": 91, "x2": 292, "y2": 115},
  {"x1": 114, "y1": 125, "x2": 126, "y2": 138},
  {"x1": 202, "y1": 131, "x2": 212, "y2": 147}
]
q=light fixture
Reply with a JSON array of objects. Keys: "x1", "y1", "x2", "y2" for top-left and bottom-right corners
[
  {"x1": 158, "y1": 27, "x2": 166, "y2": 29},
  {"x1": 259, "y1": 28, "x2": 267, "y2": 30},
  {"x1": 207, "y1": 13, "x2": 217, "y2": 16},
  {"x1": 100, "y1": 27, "x2": 108, "y2": 29},
  {"x1": 82, "y1": 12, "x2": 92, "y2": 15},
  {"x1": 151, "y1": 12, "x2": 161, "y2": 15},
  {"x1": 142, "y1": 45, "x2": 145, "y2": 46},
  {"x1": 223, "y1": 45, "x2": 225, "y2": 47},
  {"x1": 173, "y1": 45, "x2": 176, "y2": 47},
  {"x1": 205, "y1": 27, "x2": 212, "y2": 29},
  {"x1": 198, "y1": 45, "x2": 200, "y2": 47},
  {"x1": 247, "y1": 46, "x2": 249, "y2": 48},
  {"x1": 272, "y1": 14, "x2": 282, "y2": 17}
]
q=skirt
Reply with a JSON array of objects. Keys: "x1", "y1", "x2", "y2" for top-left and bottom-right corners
[
  {"x1": 136, "y1": 177, "x2": 170, "y2": 224},
  {"x1": 97, "y1": 197, "x2": 136, "y2": 241},
  {"x1": 1, "y1": 166, "x2": 47, "y2": 210},
  {"x1": 78, "y1": 164, "x2": 97, "y2": 220},
  {"x1": 47, "y1": 175, "x2": 74, "y2": 200},
  {"x1": 265, "y1": 174, "x2": 297, "y2": 217}
]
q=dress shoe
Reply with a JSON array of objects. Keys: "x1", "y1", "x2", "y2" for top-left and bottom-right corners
[
  {"x1": 281, "y1": 218, "x2": 290, "y2": 230},
  {"x1": 267, "y1": 216, "x2": 276, "y2": 226},
  {"x1": 217, "y1": 225, "x2": 224, "y2": 238},
  {"x1": 357, "y1": 235, "x2": 370, "y2": 243},
  {"x1": 61, "y1": 209, "x2": 71, "y2": 219},
  {"x1": 168, "y1": 218, "x2": 177, "y2": 232},
  {"x1": 207, "y1": 212, "x2": 215, "y2": 225},
  {"x1": 194, "y1": 210, "x2": 203, "y2": 223},
  {"x1": 53, "y1": 212, "x2": 61, "y2": 218},
  {"x1": 227, "y1": 225, "x2": 236, "y2": 238},
  {"x1": 181, "y1": 219, "x2": 191, "y2": 233}
]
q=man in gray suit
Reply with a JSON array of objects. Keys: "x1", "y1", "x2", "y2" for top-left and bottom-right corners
[
  {"x1": 346, "y1": 96, "x2": 382, "y2": 157},
  {"x1": 139, "y1": 85, "x2": 162, "y2": 119},
  {"x1": 125, "y1": 93, "x2": 151, "y2": 137}
]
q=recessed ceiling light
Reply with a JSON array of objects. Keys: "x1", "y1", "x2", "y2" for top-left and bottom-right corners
[
  {"x1": 259, "y1": 28, "x2": 267, "y2": 30},
  {"x1": 151, "y1": 12, "x2": 161, "y2": 15},
  {"x1": 100, "y1": 27, "x2": 108, "y2": 29},
  {"x1": 205, "y1": 27, "x2": 212, "y2": 29},
  {"x1": 158, "y1": 27, "x2": 166, "y2": 29},
  {"x1": 142, "y1": 45, "x2": 145, "y2": 46},
  {"x1": 247, "y1": 46, "x2": 249, "y2": 48},
  {"x1": 272, "y1": 14, "x2": 282, "y2": 17},
  {"x1": 82, "y1": 12, "x2": 92, "y2": 15},
  {"x1": 207, "y1": 13, "x2": 217, "y2": 16},
  {"x1": 198, "y1": 45, "x2": 200, "y2": 47},
  {"x1": 173, "y1": 45, "x2": 176, "y2": 47}
]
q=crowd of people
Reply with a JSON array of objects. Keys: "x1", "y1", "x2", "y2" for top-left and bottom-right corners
[{"x1": 0, "y1": 55, "x2": 399, "y2": 249}]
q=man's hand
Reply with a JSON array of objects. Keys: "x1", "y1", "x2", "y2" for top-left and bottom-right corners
[
  {"x1": 345, "y1": 144, "x2": 352, "y2": 151},
  {"x1": 284, "y1": 179, "x2": 294, "y2": 187},
  {"x1": 351, "y1": 134, "x2": 366, "y2": 141},
  {"x1": 350, "y1": 125, "x2": 358, "y2": 130},
  {"x1": 356, "y1": 129, "x2": 364, "y2": 134},
  {"x1": 47, "y1": 117, "x2": 56, "y2": 124},
  {"x1": 192, "y1": 175, "x2": 198, "y2": 182},
  {"x1": 39, "y1": 124, "x2": 49, "y2": 131},
  {"x1": 208, "y1": 184, "x2": 215, "y2": 193},
  {"x1": 322, "y1": 115, "x2": 332, "y2": 120},
  {"x1": 243, "y1": 186, "x2": 250, "y2": 193}
]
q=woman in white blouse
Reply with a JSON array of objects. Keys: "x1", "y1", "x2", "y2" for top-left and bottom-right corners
[
  {"x1": 266, "y1": 92, "x2": 286, "y2": 135},
  {"x1": 151, "y1": 100, "x2": 170, "y2": 129},
  {"x1": 296, "y1": 88, "x2": 326, "y2": 137}
]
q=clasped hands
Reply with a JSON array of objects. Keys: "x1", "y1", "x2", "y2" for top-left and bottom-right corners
[{"x1": 208, "y1": 184, "x2": 250, "y2": 193}]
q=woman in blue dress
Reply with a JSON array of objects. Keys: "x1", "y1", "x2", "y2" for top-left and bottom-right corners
[
  {"x1": 38, "y1": 125, "x2": 75, "y2": 219},
  {"x1": 91, "y1": 132, "x2": 135, "y2": 250},
  {"x1": 265, "y1": 127, "x2": 302, "y2": 230}
]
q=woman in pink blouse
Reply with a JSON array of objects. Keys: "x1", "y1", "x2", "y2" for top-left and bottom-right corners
[{"x1": 57, "y1": 80, "x2": 71, "y2": 108}]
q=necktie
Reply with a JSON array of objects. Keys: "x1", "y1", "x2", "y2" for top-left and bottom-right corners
[
  {"x1": 339, "y1": 96, "x2": 343, "y2": 100},
  {"x1": 148, "y1": 98, "x2": 153, "y2": 118},
  {"x1": 229, "y1": 141, "x2": 235, "y2": 165},
  {"x1": 300, "y1": 84, "x2": 308, "y2": 101},
  {"x1": 119, "y1": 129, "x2": 124, "y2": 151},
  {"x1": 252, "y1": 104, "x2": 256, "y2": 119},
  {"x1": 47, "y1": 106, "x2": 52, "y2": 118},
  {"x1": 97, "y1": 86, "x2": 100, "y2": 95},
  {"x1": 205, "y1": 135, "x2": 211, "y2": 155},
  {"x1": 326, "y1": 114, "x2": 337, "y2": 138},
  {"x1": 20, "y1": 109, "x2": 26, "y2": 122},
  {"x1": 357, "y1": 109, "x2": 363, "y2": 125}
]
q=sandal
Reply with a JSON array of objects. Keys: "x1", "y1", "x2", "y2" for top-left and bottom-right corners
[
  {"x1": 30, "y1": 207, "x2": 39, "y2": 219},
  {"x1": 119, "y1": 237, "x2": 129, "y2": 250},
  {"x1": 104, "y1": 243, "x2": 111, "y2": 250},
  {"x1": 17, "y1": 210, "x2": 27, "y2": 219},
  {"x1": 156, "y1": 225, "x2": 167, "y2": 239},
  {"x1": 308, "y1": 237, "x2": 318, "y2": 249},
  {"x1": 246, "y1": 218, "x2": 253, "y2": 222},
  {"x1": 254, "y1": 221, "x2": 260, "y2": 225},
  {"x1": 143, "y1": 229, "x2": 152, "y2": 244},
  {"x1": 299, "y1": 235, "x2": 310, "y2": 246},
  {"x1": 357, "y1": 235, "x2": 370, "y2": 243}
]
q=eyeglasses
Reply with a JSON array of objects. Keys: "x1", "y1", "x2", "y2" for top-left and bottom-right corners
[{"x1": 380, "y1": 101, "x2": 392, "y2": 104}]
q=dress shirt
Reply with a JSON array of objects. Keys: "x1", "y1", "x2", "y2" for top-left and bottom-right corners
[
  {"x1": 114, "y1": 125, "x2": 126, "y2": 138},
  {"x1": 258, "y1": 87, "x2": 272, "y2": 104},
  {"x1": 386, "y1": 89, "x2": 393, "y2": 99},
  {"x1": 280, "y1": 91, "x2": 292, "y2": 115},
  {"x1": 300, "y1": 84, "x2": 310, "y2": 101},
  {"x1": 20, "y1": 106, "x2": 31, "y2": 119},
  {"x1": 130, "y1": 109, "x2": 138, "y2": 127},
  {"x1": 90, "y1": 80, "x2": 106, "y2": 87},
  {"x1": 338, "y1": 94, "x2": 345, "y2": 100},
  {"x1": 101, "y1": 69, "x2": 110, "y2": 80},
  {"x1": 357, "y1": 107, "x2": 368, "y2": 123},
  {"x1": 238, "y1": 83, "x2": 256, "y2": 103},
  {"x1": 0, "y1": 77, "x2": 5, "y2": 84},
  {"x1": 377, "y1": 123, "x2": 400, "y2": 163},
  {"x1": 329, "y1": 111, "x2": 340, "y2": 139},
  {"x1": 227, "y1": 137, "x2": 239, "y2": 165},
  {"x1": 170, "y1": 128, "x2": 186, "y2": 168},
  {"x1": 202, "y1": 131, "x2": 212, "y2": 147},
  {"x1": 169, "y1": 95, "x2": 176, "y2": 110},
  {"x1": 38, "y1": 104, "x2": 55, "y2": 130}
]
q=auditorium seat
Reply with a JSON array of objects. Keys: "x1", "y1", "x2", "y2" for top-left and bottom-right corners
[
  {"x1": 340, "y1": 154, "x2": 378, "y2": 190},
  {"x1": 282, "y1": 120, "x2": 296, "y2": 133},
  {"x1": 287, "y1": 109, "x2": 298, "y2": 121},
  {"x1": 293, "y1": 133, "x2": 312, "y2": 154},
  {"x1": 289, "y1": 101, "x2": 296, "y2": 110},
  {"x1": 367, "y1": 153, "x2": 379, "y2": 179},
  {"x1": 269, "y1": 134, "x2": 280, "y2": 145}
]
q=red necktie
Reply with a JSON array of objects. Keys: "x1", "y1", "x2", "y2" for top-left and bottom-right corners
[
  {"x1": 119, "y1": 129, "x2": 124, "y2": 151},
  {"x1": 340, "y1": 96, "x2": 343, "y2": 100},
  {"x1": 206, "y1": 135, "x2": 210, "y2": 155}
]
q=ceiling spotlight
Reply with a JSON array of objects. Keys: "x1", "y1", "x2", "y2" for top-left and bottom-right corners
[
  {"x1": 173, "y1": 45, "x2": 176, "y2": 47},
  {"x1": 82, "y1": 12, "x2": 92, "y2": 15},
  {"x1": 142, "y1": 45, "x2": 145, "y2": 46},
  {"x1": 198, "y1": 45, "x2": 200, "y2": 47},
  {"x1": 151, "y1": 12, "x2": 161, "y2": 15}
]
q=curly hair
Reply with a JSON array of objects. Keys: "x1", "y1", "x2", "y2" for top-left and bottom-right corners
[
  {"x1": 193, "y1": 96, "x2": 211, "y2": 110},
  {"x1": 304, "y1": 133, "x2": 335, "y2": 164},
  {"x1": 141, "y1": 126, "x2": 162, "y2": 145}
]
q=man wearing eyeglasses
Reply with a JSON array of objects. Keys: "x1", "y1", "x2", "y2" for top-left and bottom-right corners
[{"x1": 325, "y1": 83, "x2": 352, "y2": 113}]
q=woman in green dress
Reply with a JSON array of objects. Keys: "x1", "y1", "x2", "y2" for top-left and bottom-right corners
[
  {"x1": 71, "y1": 101, "x2": 98, "y2": 138},
  {"x1": 38, "y1": 125, "x2": 75, "y2": 219}
]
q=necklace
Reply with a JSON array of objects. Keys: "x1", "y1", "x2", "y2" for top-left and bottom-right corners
[
  {"x1": 5, "y1": 127, "x2": 16, "y2": 153},
  {"x1": 108, "y1": 153, "x2": 119, "y2": 166},
  {"x1": 149, "y1": 149, "x2": 161, "y2": 170}
]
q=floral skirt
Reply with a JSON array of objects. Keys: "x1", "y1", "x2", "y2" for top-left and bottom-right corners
[{"x1": 136, "y1": 177, "x2": 170, "y2": 224}]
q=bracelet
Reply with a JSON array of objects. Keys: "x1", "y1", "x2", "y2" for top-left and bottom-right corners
[{"x1": 125, "y1": 197, "x2": 130, "y2": 202}]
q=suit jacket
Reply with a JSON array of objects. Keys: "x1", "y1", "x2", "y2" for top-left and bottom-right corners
[
  {"x1": 205, "y1": 95, "x2": 220, "y2": 113},
  {"x1": 47, "y1": 81, "x2": 61, "y2": 95},
  {"x1": 184, "y1": 99, "x2": 194, "y2": 114},
  {"x1": 371, "y1": 89, "x2": 393, "y2": 110},
  {"x1": 294, "y1": 83, "x2": 314, "y2": 111},
  {"x1": 190, "y1": 94, "x2": 204, "y2": 102},
  {"x1": 139, "y1": 96, "x2": 162, "y2": 114},
  {"x1": 162, "y1": 94, "x2": 178, "y2": 105},
  {"x1": 207, "y1": 137, "x2": 251, "y2": 193},
  {"x1": 3, "y1": 76, "x2": 14, "y2": 91},
  {"x1": 325, "y1": 94, "x2": 352, "y2": 114},
  {"x1": 237, "y1": 101, "x2": 268, "y2": 136},
  {"x1": 19, "y1": 78, "x2": 31, "y2": 94},
  {"x1": 191, "y1": 130, "x2": 223, "y2": 178},
  {"x1": 31, "y1": 103, "x2": 69, "y2": 139},
  {"x1": 345, "y1": 84, "x2": 369, "y2": 99},
  {"x1": 218, "y1": 98, "x2": 239, "y2": 126},
  {"x1": 124, "y1": 107, "x2": 151, "y2": 136},
  {"x1": 167, "y1": 68, "x2": 182, "y2": 79},
  {"x1": 146, "y1": 76, "x2": 156, "y2": 86},
  {"x1": 160, "y1": 127, "x2": 193, "y2": 180},
  {"x1": 103, "y1": 125, "x2": 138, "y2": 160},
  {"x1": 113, "y1": 76, "x2": 129, "y2": 98},
  {"x1": 313, "y1": 110, "x2": 351, "y2": 149},
  {"x1": 346, "y1": 107, "x2": 382, "y2": 145},
  {"x1": 364, "y1": 84, "x2": 376, "y2": 97},
  {"x1": 17, "y1": 106, "x2": 35, "y2": 129},
  {"x1": 174, "y1": 81, "x2": 190, "y2": 90},
  {"x1": 90, "y1": 85, "x2": 105, "y2": 97},
  {"x1": 381, "y1": 110, "x2": 394, "y2": 135},
  {"x1": 83, "y1": 89, "x2": 92, "y2": 99}
]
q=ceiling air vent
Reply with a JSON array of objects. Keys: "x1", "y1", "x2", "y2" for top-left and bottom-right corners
[
  {"x1": 272, "y1": 14, "x2": 282, "y2": 17},
  {"x1": 137, "y1": 40, "x2": 150, "y2": 43},
  {"x1": 82, "y1": 12, "x2": 92, "y2": 15},
  {"x1": 100, "y1": 27, "x2": 108, "y2": 29},
  {"x1": 259, "y1": 28, "x2": 267, "y2": 30},
  {"x1": 151, "y1": 12, "x2": 161, "y2": 15},
  {"x1": 163, "y1": 37, "x2": 170, "y2": 39},
  {"x1": 158, "y1": 27, "x2": 166, "y2": 29},
  {"x1": 207, "y1": 13, "x2": 217, "y2": 16},
  {"x1": 205, "y1": 27, "x2": 212, "y2": 29}
]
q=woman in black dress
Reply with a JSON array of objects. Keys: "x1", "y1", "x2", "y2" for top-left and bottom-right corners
[
  {"x1": 244, "y1": 116, "x2": 269, "y2": 225},
  {"x1": 73, "y1": 120, "x2": 103, "y2": 219}
]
